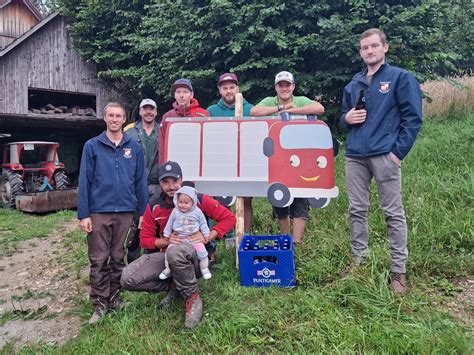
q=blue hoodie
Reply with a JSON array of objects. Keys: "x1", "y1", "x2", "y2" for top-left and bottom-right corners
[
  {"x1": 340, "y1": 63, "x2": 422, "y2": 160},
  {"x1": 77, "y1": 132, "x2": 148, "y2": 219}
]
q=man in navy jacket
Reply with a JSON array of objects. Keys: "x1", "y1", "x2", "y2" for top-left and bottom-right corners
[
  {"x1": 78, "y1": 102, "x2": 148, "y2": 324},
  {"x1": 340, "y1": 28, "x2": 422, "y2": 295}
]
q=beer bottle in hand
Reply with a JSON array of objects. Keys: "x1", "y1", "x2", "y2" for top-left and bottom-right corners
[
  {"x1": 355, "y1": 89, "x2": 365, "y2": 110},
  {"x1": 353, "y1": 89, "x2": 365, "y2": 127}
]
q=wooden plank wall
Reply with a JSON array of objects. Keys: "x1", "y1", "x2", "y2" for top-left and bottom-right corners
[
  {"x1": 0, "y1": 15, "x2": 114, "y2": 115},
  {"x1": 0, "y1": 2, "x2": 39, "y2": 49}
]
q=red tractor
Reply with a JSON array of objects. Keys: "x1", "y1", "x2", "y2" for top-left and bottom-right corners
[{"x1": 0, "y1": 141, "x2": 70, "y2": 208}]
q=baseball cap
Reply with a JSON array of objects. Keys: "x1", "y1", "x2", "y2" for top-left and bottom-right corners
[
  {"x1": 218, "y1": 73, "x2": 239, "y2": 86},
  {"x1": 139, "y1": 98, "x2": 157, "y2": 108},
  {"x1": 171, "y1": 78, "x2": 193, "y2": 92},
  {"x1": 275, "y1": 71, "x2": 295, "y2": 84},
  {"x1": 158, "y1": 161, "x2": 183, "y2": 180}
]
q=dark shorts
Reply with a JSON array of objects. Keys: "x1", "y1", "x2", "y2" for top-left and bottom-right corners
[{"x1": 273, "y1": 198, "x2": 310, "y2": 219}]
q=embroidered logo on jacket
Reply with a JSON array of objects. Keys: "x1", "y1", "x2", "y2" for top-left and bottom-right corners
[
  {"x1": 379, "y1": 82, "x2": 391, "y2": 93},
  {"x1": 123, "y1": 148, "x2": 132, "y2": 158}
]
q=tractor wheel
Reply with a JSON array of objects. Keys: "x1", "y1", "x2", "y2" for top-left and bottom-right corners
[
  {"x1": 0, "y1": 171, "x2": 25, "y2": 208},
  {"x1": 54, "y1": 170, "x2": 70, "y2": 190}
]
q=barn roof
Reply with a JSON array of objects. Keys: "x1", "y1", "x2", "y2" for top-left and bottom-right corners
[
  {"x1": 0, "y1": 0, "x2": 43, "y2": 21},
  {"x1": 0, "y1": 11, "x2": 58, "y2": 57}
]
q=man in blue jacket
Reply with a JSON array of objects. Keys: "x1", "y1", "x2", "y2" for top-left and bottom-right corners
[
  {"x1": 78, "y1": 102, "x2": 148, "y2": 324},
  {"x1": 340, "y1": 28, "x2": 422, "y2": 295}
]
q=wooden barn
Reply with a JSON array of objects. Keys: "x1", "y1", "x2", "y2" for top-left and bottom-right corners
[{"x1": 0, "y1": 0, "x2": 120, "y2": 180}]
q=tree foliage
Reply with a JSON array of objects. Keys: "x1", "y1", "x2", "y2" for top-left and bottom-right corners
[{"x1": 57, "y1": 0, "x2": 471, "y2": 119}]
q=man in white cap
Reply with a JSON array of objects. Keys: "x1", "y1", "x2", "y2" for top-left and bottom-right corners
[
  {"x1": 125, "y1": 98, "x2": 160, "y2": 199},
  {"x1": 124, "y1": 99, "x2": 160, "y2": 262},
  {"x1": 250, "y1": 71, "x2": 325, "y2": 244}
]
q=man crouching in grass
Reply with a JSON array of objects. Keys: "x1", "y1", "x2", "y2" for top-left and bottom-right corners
[{"x1": 121, "y1": 161, "x2": 236, "y2": 328}]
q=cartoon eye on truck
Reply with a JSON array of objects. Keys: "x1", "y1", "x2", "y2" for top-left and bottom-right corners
[{"x1": 162, "y1": 115, "x2": 339, "y2": 208}]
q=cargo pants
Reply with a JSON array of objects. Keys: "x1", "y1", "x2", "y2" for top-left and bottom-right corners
[
  {"x1": 121, "y1": 243, "x2": 202, "y2": 299},
  {"x1": 88, "y1": 212, "x2": 134, "y2": 307}
]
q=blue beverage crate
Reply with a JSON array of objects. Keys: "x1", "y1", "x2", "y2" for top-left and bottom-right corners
[{"x1": 238, "y1": 234, "x2": 295, "y2": 287}]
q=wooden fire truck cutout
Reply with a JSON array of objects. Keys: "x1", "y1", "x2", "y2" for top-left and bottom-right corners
[{"x1": 163, "y1": 115, "x2": 339, "y2": 208}]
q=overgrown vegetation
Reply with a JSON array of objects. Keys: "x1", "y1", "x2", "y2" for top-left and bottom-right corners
[
  {"x1": 422, "y1": 75, "x2": 473, "y2": 118},
  {"x1": 7, "y1": 112, "x2": 472, "y2": 353},
  {"x1": 57, "y1": 0, "x2": 473, "y2": 117}
]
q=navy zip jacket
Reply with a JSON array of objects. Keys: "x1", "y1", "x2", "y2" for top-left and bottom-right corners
[
  {"x1": 340, "y1": 62, "x2": 422, "y2": 160},
  {"x1": 77, "y1": 132, "x2": 149, "y2": 219}
]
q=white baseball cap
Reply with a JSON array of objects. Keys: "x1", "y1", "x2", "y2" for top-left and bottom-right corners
[
  {"x1": 275, "y1": 71, "x2": 295, "y2": 84},
  {"x1": 139, "y1": 98, "x2": 157, "y2": 108}
]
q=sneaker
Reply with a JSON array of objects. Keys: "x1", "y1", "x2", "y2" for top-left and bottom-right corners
[
  {"x1": 201, "y1": 268, "x2": 212, "y2": 280},
  {"x1": 159, "y1": 285, "x2": 179, "y2": 310},
  {"x1": 159, "y1": 268, "x2": 172, "y2": 280},
  {"x1": 184, "y1": 292, "x2": 203, "y2": 329},
  {"x1": 88, "y1": 305, "x2": 107, "y2": 325},
  {"x1": 390, "y1": 272, "x2": 407, "y2": 296}
]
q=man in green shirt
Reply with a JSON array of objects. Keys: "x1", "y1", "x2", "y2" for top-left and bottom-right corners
[{"x1": 250, "y1": 71, "x2": 325, "y2": 244}]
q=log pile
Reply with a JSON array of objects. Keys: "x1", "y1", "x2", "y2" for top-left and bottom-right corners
[{"x1": 29, "y1": 104, "x2": 96, "y2": 116}]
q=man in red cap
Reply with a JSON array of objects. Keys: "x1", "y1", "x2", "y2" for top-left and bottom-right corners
[
  {"x1": 207, "y1": 73, "x2": 254, "y2": 117},
  {"x1": 207, "y1": 73, "x2": 254, "y2": 234}
]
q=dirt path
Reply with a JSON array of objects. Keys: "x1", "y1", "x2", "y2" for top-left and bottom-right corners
[
  {"x1": 435, "y1": 279, "x2": 474, "y2": 336},
  {"x1": 0, "y1": 218, "x2": 87, "y2": 349}
]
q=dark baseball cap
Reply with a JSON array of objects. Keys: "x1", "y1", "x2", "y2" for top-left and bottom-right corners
[
  {"x1": 171, "y1": 78, "x2": 193, "y2": 92},
  {"x1": 218, "y1": 73, "x2": 239, "y2": 86},
  {"x1": 158, "y1": 161, "x2": 183, "y2": 180}
]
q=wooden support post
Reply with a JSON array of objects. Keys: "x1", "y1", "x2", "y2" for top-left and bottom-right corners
[{"x1": 234, "y1": 93, "x2": 244, "y2": 267}]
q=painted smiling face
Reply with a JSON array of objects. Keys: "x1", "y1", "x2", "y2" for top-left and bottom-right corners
[{"x1": 268, "y1": 122, "x2": 335, "y2": 190}]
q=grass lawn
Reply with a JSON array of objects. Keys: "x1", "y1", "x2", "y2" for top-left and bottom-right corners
[
  {"x1": 8, "y1": 113, "x2": 474, "y2": 353},
  {"x1": 0, "y1": 209, "x2": 75, "y2": 259}
]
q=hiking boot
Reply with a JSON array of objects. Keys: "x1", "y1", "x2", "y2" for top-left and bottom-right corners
[
  {"x1": 208, "y1": 253, "x2": 217, "y2": 269},
  {"x1": 159, "y1": 285, "x2": 179, "y2": 310},
  {"x1": 88, "y1": 305, "x2": 107, "y2": 325},
  {"x1": 184, "y1": 292, "x2": 203, "y2": 329},
  {"x1": 108, "y1": 297, "x2": 130, "y2": 311},
  {"x1": 390, "y1": 272, "x2": 407, "y2": 296}
]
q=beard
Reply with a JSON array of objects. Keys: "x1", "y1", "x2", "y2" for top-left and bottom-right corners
[{"x1": 223, "y1": 96, "x2": 236, "y2": 105}]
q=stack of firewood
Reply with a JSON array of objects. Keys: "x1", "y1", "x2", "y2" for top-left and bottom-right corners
[{"x1": 29, "y1": 104, "x2": 96, "y2": 116}]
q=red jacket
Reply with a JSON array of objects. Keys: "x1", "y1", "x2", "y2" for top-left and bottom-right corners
[
  {"x1": 139, "y1": 192, "x2": 236, "y2": 251},
  {"x1": 159, "y1": 98, "x2": 209, "y2": 163}
]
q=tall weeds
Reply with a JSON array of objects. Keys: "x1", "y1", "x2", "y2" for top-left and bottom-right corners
[{"x1": 422, "y1": 75, "x2": 473, "y2": 118}]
